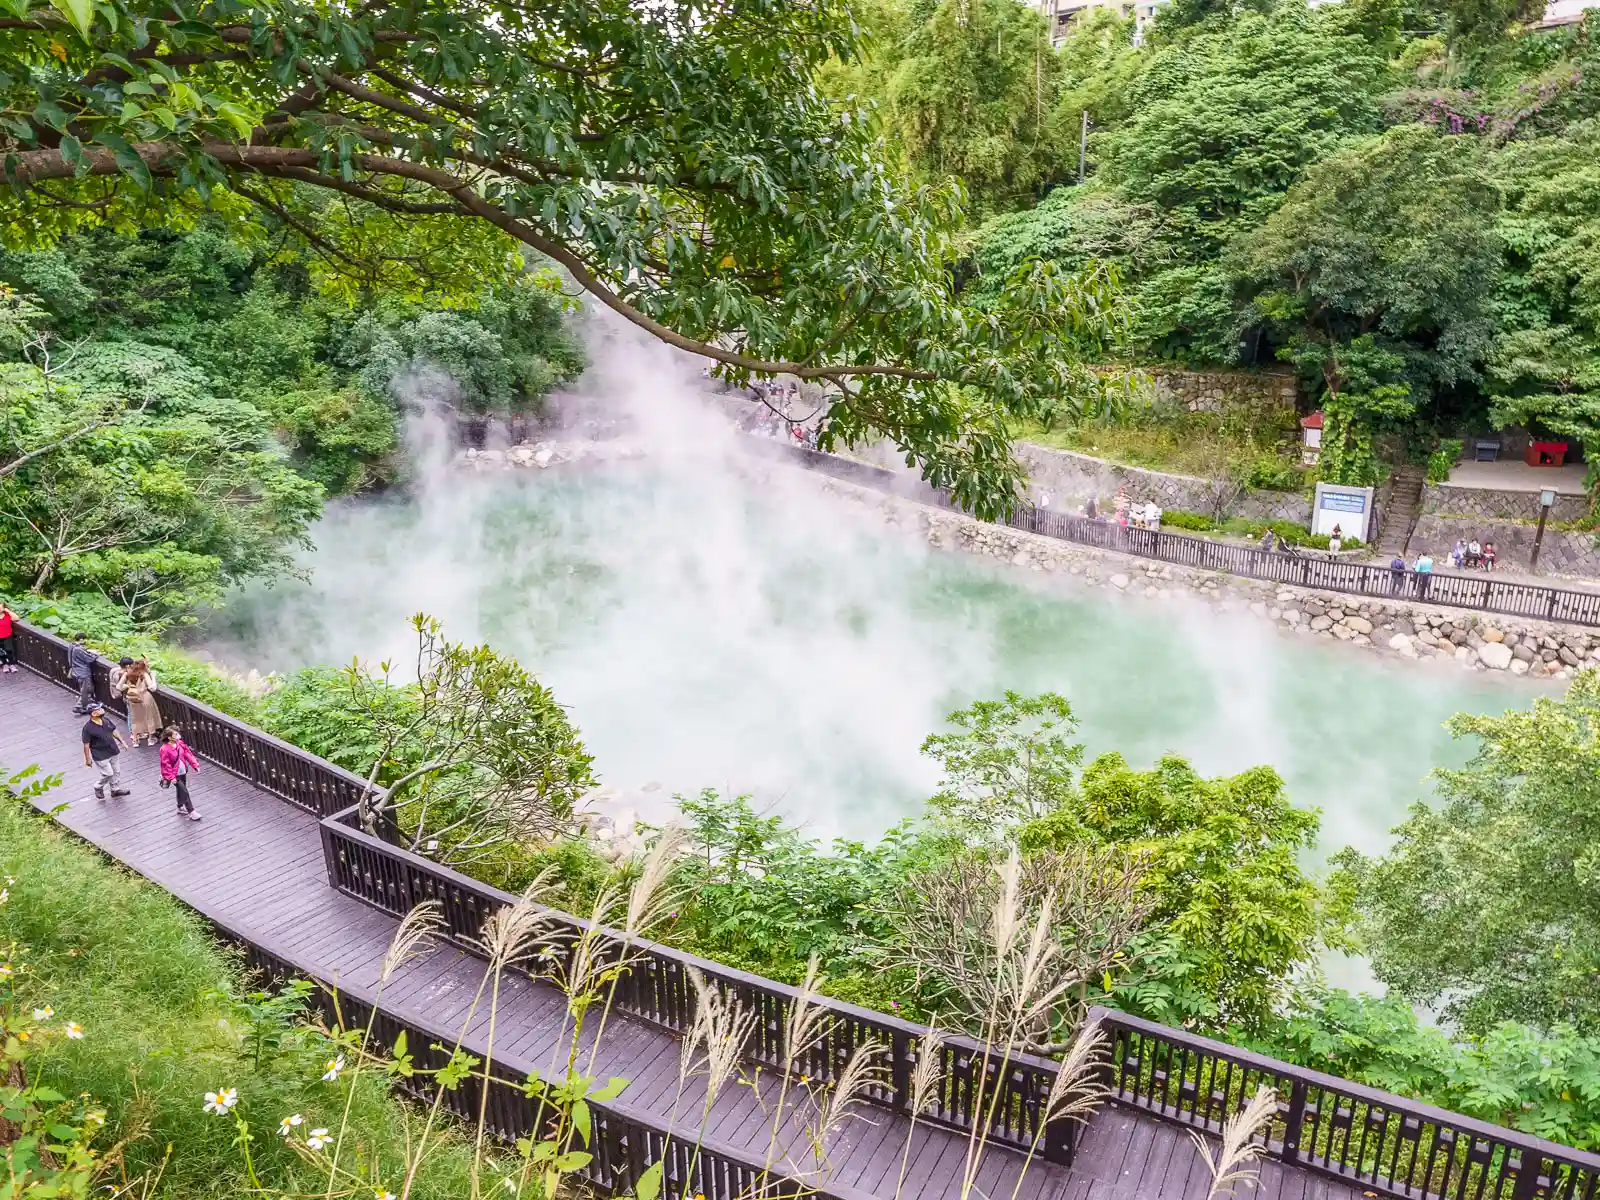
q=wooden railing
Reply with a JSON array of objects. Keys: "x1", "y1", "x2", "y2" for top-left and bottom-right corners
[
  {"x1": 319, "y1": 804, "x2": 1077, "y2": 1165},
  {"x1": 224, "y1": 922, "x2": 879, "y2": 1200},
  {"x1": 766, "y1": 439, "x2": 1600, "y2": 628},
  {"x1": 11, "y1": 621, "x2": 370, "y2": 817},
  {"x1": 1092, "y1": 1006, "x2": 1600, "y2": 1200}
]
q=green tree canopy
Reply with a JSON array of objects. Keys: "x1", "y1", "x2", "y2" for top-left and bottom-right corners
[
  {"x1": 885, "y1": 0, "x2": 1066, "y2": 215},
  {"x1": 1487, "y1": 120, "x2": 1600, "y2": 458},
  {"x1": 1232, "y1": 125, "x2": 1500, "y2": 482},
  {"x1": 1021, "y1": 751, "x2": 1327, "y2": 1031},
  {"x1": 1336, "y1": 671, "x2": 1600, "y2": 1035},
  {"x1": 1, "y1": 0, "x2": 1131, "y2": 515}
]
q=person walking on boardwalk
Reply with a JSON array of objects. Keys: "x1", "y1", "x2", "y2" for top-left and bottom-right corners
[
  {"x1": 82, "y1": 704, "x2": 130, "y2": 799},
  {"x1": 121, "y1": 659, "x2": 163, "y2": 747},
  {"x1": 0, "y1": 604, "x2": 16, "y2": 673},
  {"x1": 159, "y1": 725, "x2": 202, "y2": 821},
  {"x1": 67, "y1": 633, "x2": 96, "y2": 713}
]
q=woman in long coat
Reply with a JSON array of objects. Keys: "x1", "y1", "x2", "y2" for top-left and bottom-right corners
[{"x1": 122, "y1": 660, "x2": 164, "y2": 747}]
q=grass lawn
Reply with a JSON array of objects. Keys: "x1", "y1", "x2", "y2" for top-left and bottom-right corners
[{"x1": 0, "y1": 786, "x2": 478, "y2": 1199}]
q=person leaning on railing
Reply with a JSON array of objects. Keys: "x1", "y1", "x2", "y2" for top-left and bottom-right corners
[{"x1": 67, "y1": 633, "x2": 97, "y2": 714}]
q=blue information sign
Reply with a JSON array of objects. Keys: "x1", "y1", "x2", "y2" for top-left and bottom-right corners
[{"x1": 1319, "y1": 492, "x2": 1367, "y2": 514}]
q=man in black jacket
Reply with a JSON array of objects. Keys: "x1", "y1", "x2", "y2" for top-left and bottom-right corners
[{"x1": 81, "y1": 704, "x2": 130, "y2": 799}]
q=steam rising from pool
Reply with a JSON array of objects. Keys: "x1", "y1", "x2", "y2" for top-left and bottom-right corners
[{"x1": 206, "y1": 320, "x2": 1523, "y2": 874}]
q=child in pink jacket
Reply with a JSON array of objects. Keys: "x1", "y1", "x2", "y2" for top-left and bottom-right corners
[{"x1": 159, "y1": 726, "x2": 202, "y2": 821}]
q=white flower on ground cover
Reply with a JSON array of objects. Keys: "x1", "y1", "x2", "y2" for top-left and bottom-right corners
[
  {"x1": 31, "y1": 1006, "x2": 52, "y2": 1021},
  {"x1": 306, "y1": 1128, "x2": 332, "y2": 1151},
  {"x1": 203, "y1": 1088, "x2": 238, "y2": 1115},
  {"x1": 63, "y1": 1022, "x2": 83, "y2": 1039},
  {"x1": 322, "y1": 1055, "x2": 345, "y2": 1081},
  {"x1": 279, "y1": 1114, "x2": 304, "y2": 1137}
]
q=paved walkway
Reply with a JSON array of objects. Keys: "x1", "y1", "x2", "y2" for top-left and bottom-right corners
[{"x1": 2, "y1": 667, "x2": 1361, "y2": 1200}]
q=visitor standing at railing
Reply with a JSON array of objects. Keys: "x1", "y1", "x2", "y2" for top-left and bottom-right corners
[
  {"x1": 1415, "y1": 550, "x2": 1434, "y2": 598},
  {"x1": 121, "y1": 660, "x2": 164, "y2": 748},
  {"x1": 1389, "y1": 555, "x2": 1408, "y2": 594},
  {"x1": 81, "y1": 704, "x2": 130, "y2": 799},
  {"x1": 0, "y1": 605, "x2": 15, "y2": 674},
  {"x1": 159, "y1": 725, "x2": 202, "y2": 822},
  {"x1": 67, "y1": 633, "x2": 96, "y2": 714}
]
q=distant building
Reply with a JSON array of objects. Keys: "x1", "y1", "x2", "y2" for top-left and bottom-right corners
[
  {"x1": 1131, "y1": 0, "x2": 1170, "y2": 41},
  {"x1": 1537, "y1": 0, "x2": 1594, "y2": 25},
  {"x1": 1031, "y1": 0, "x2": 1140, "y2": 44}
]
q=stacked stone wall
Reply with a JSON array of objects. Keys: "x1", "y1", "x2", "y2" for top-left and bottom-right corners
[
  {"x1": 1135, "y1": 365, "x2": 1298, "y2": 417},
  {"x1": 823, "y1": 478, "x2": 1600, "y2": 681},
  {"x1": 1420, "y1": 483, "x2": 1588, "y2": 523},
  {"x1": 1017, "y1": 443, "x2": 1308, "y2": 524}
]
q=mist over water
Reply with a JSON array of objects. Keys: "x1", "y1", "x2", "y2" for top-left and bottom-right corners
[{"x1": 205, "y1": 322, "x2": 1530, "y2": 871}]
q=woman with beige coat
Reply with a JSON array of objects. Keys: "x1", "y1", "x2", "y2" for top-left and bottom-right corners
[{"x1": 121, "y1": 660, "x2": 164, "y2": 746}]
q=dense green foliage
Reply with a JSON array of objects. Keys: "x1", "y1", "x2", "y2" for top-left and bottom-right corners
[
  {"x1": 844, "y1": 0, "x2": 1600, "y2": 484},
  {"x1": 0, "y1": 790, "x2": 478, "y2": 1198},
  {"x1": 1021, "y1": 753, "x2": 1327, "y2": 1030},
  {"x1": 0, "y1": 224, "x2": 582, "y2": 623},
  {"x1": 1335, "y1": 671, "x2": 1600, "y2": 1035}
]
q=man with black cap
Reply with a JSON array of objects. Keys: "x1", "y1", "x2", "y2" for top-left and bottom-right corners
[{"x1": 81, "y1": 704, "x2": 130, "y2": 799}]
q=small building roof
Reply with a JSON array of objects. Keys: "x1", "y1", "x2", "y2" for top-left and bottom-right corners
[{"x1": 1300, "y1": 410, "x2": 1325, "y2": 429}]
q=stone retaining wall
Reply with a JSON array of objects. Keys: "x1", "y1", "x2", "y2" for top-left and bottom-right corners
[
  {"x1": 704, "y1": 386, "x2": 1308, "y2": 524},
  {"x1": 1137, "y1": 365, "x2": 1298, "y2": 417},
  {"x1": 1421, "y1": 483, "x2": 1589, "y2": 522},
  {"x1": 1017, "y1": 443, "x2": 1308, "y2": 524},
  {"x1": 1410, "y1": 514, "x2": 1600, "y2": 577}
]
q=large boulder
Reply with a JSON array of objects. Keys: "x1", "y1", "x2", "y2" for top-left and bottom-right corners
[
  {"x1": 1344, "y1": 615, "x2": 1374, "y2": 635},
  {"x1": 1479, "y1": 642, "x2": 1513, "y2": 671}
]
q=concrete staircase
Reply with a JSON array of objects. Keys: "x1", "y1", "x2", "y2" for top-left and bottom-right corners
[{"x1": 1377, "y1": 464, "x2": 1426, "y2": 557}]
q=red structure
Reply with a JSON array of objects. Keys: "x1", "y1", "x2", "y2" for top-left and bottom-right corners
[{"x1": 1527, "y1": 440, "x2": 1569, "y2": 466}]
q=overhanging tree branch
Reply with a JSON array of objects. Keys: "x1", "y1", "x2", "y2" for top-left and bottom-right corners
[{"x1": 8, "y1": 142, "x2": 943, "y2": 384}]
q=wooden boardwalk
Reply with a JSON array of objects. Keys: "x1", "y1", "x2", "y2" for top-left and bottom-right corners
[{"x1": 2, "y1": 667, "x2": 1364, "y2": 1200}]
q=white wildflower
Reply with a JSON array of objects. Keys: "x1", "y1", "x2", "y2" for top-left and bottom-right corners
[
  {"x1": 306, "y1": 1128, "x2": 332, "y2": 1151},
  {"x1": 203, "y1": 1088, "x2": 238, "y2": 1116}
]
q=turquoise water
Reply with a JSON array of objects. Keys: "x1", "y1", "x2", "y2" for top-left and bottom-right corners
[{"x1": 205, "y1": 462, "x2": 1530, "y2": 866}]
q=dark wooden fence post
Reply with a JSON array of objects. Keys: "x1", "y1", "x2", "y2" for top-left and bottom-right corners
[{"x1": 1281, "y1": 1079, "x2": 1308, "y2": 1163}]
